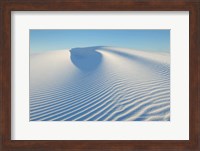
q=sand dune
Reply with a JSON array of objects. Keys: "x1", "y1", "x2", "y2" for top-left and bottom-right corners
[{"x1": 30, "y1": 46, "x2": 170, "y2": 121}]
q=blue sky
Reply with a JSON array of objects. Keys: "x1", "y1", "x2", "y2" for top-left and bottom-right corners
[{"x1": 30, "y1": 30, "x2": 170, "y2": 53}]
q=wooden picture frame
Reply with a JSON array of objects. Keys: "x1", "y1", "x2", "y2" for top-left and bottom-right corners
[{"x1": 0, "y1": 0, "x2": 199, "y2": 150}]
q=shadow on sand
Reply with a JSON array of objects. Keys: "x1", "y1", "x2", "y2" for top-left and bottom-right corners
[{"x1": 70, "y1": 46, "x2": 103, "y2": 72}]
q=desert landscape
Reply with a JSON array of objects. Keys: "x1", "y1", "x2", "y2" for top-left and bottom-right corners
[{"x1": 30, "y1": 46, "x2": 170, "y2": 121}]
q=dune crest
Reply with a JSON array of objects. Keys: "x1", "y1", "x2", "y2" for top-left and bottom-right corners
[{"x1": 70, "y1": 47, "x2": 102, "y2": 72}]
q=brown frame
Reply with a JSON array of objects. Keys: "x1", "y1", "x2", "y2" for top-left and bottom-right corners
[{"x1": 0, "y1": 0, "x2": 200, "y2": 150}]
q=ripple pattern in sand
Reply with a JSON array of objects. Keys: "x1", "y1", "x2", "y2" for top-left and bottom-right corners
[{"x1": 30, "y1": 46, "x2": 170, "y2": 121}]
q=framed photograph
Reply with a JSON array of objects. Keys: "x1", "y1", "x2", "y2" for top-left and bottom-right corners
[{"x1": 1, "y1": 0, "x2": 200, "y2": 150}]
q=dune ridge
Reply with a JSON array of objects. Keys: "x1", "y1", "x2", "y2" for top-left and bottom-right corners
[{"x1": 30, "y1": 46, "x2": 170, "y2": 121}]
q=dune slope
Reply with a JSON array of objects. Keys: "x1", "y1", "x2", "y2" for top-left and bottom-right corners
[{"x1": 30, "y1": 46, "x2": 170, "y2": 121}]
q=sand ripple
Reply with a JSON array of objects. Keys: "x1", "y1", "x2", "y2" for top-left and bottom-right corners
[{"x1": 30, "y1": 46, "x2": 170, "y2": 121}]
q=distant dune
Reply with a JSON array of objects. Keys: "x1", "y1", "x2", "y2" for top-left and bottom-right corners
[{"x1": 30, "y1": 46, "x2": 170, "y2": 121}]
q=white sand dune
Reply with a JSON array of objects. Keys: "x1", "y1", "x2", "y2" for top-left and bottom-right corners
[{"x1": 30, "y1": 46, "x2": 170, "y2": 121}]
